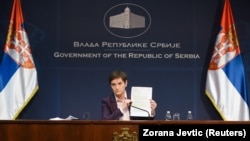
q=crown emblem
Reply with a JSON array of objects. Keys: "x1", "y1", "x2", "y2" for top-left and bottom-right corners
[
  {"x1": 5, "y1": 29, "x2": 35, "y2": 68},
  {"x1": 209, "y1": 25, "x2": 240, "y2": 70}
]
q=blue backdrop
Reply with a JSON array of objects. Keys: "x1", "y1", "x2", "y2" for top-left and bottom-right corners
[{"x1": 0, "y1": 0, "x2": 250, "y2": 120}]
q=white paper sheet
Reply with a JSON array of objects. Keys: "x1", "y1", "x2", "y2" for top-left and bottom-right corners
[
  {"x1": 49, "y1": 115, "x2": 78, "y2": 120},
  {"x1": 130, "y1": 86, "x2": 152, "y2": 117}
]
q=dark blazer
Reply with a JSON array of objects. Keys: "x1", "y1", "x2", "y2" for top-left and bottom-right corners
[{"x1": 101, "y1": 94, "x2": 154, "y2": 120}]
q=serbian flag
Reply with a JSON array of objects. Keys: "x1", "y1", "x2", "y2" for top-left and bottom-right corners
[
  {"x1": 0, "y1": 0, "x2": 38, "y2": 119},
  {"x1": 205, "y1": 0, "x2": 250, "y2": 121}
]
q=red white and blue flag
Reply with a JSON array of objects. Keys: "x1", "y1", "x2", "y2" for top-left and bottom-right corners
[
  {"x1": 0, "y1": 0, "x2": 38, "y2": 119},
  {"x1": 205, "y1": 0, "x2": 249, "y2": 121}
]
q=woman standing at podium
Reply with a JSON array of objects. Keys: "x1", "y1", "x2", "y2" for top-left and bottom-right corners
[{"x1": 101, "y1": 70, "x2": 157, "y2": 120}]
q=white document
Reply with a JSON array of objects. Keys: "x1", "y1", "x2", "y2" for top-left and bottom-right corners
[
  {"x1": 49, "y1": 115, "x2": 78, "y2": 120},
  {"x1": 130, "y1": 86, "x2": 152, "y2": 117}
]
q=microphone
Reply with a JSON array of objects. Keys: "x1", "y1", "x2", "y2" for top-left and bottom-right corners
[{"x1": 130, "y1": 105, "x2": 151, "y2": 120}]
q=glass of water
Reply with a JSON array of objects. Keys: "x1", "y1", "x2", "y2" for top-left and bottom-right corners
[
  {"x1": 83, "y1": 112, "x2": 90, "y2": 120},
  {"x1": 173, "y1": 113, "x2": 180, "y2": 120}
]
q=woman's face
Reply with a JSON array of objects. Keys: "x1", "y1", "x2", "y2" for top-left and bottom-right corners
[{"x1": 110, "y1": 78, "x2": 127, "y2": 98}]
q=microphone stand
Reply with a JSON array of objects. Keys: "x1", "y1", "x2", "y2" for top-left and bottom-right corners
[{"x1": 130, "y1": 105, "x2": 151, "y2": 120}]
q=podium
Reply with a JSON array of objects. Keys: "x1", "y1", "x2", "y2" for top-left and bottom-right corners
[{"x1": 0, "y1": 120, "x2": 249, "y2": 141}]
